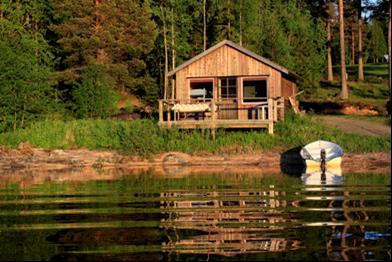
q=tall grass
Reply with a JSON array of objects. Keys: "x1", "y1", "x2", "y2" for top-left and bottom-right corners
[{"x1": 0, "y1": 114, "x2": 389, "y2": 156}]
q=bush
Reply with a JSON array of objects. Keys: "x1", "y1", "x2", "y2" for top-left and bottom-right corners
[
  {"x1": 0, "y1": 115, "x2": 389, "y2": 156},
  {"x1": 72, "y1": 65, "x2": 118, "y2": 118}
]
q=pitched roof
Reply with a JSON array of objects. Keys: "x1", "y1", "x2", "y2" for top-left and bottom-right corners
[{"x1": 167, "y1": 40, "x2": 298, "y2": 79}]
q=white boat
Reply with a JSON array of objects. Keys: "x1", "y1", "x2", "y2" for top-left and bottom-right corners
[{"x1": 300, "y1": 140, "x2": 344, "y2": 168}]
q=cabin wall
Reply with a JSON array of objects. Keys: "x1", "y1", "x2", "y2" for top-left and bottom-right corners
[
  {"x1": 175, "y1": 45, "x2": 282, "y2": 101},
  {"x1": 281, "y1": 75, "x2": 297, "y2": 110}
]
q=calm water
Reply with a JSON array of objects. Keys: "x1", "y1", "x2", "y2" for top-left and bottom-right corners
[{"x1": 0, "y1": 170, "x2": 390, "y2": 261}]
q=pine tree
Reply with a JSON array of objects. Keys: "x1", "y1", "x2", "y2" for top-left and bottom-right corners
[
  {"x1": 339, "y1": 0, "x2": 348, "y2": 99},
  {"x1": 0, "y1": 1, "x2": 56, "y2": 131},
  {"x1": 50, "y1": 0, "x2": 157, "y2": 99},
  {"x1": 368, "y1": 19, "x2": 387, "y2": 63}
]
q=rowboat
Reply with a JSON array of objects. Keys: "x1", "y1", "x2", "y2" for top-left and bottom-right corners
[{"x1": 300, "y1": 140, "x2": 344, "y2": 169}]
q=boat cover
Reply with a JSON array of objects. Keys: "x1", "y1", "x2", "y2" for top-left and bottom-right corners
[{"x1": 300, "y1": 140, "x2": 343, "y2": 162}]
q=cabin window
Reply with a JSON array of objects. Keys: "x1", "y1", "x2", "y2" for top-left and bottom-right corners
[
  {"x1": 242, "y1": 79, "x2": 267, "y2": 103},
  {"x1": 219, "y1": 77, "x2": 237, "y2": 99},
  {"x1": 189, "y1": 79, "x2": 213, "y2": 101}
]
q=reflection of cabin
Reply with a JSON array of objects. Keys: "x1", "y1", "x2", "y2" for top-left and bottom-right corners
[
  {"x1": 160, "y1": 190, "x2": 301, "y2": 256},
  {"x1": 158, "y1": 40, "x2": 299, "y2": 134}
]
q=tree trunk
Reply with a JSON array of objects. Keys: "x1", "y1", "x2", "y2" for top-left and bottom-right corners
[
  {"x1": 227, "y1": 0, "x2": 231, "y2": 40},
  {"x1": 388, "y1": 0, "x2": 391, "y2": 94},
  {"x1": 358, "y1": 0, "x2": 364, "y2": 81},
  {"x1": 160, "y1": 5, "x2": 168, "y2": 100},
  {"x1": 95, "y1": 0, "x2": 106, "y2": 64},
  {"x1": 239, "y1": 0, "x2": 243, "y2": 46},
  {"x1": 203, "y1": 0, "x2": 206, "y2": 51},
  {"x1": 327, "y1": 0, "x2": 333, "y2": 81},
  {"x1": 351, "y1": 25, "x2": 355, "y2": 65},
  {"x1": 171, "y1": 7, "x2": 176, "y2": 100},
  {"x1": 339, "y1": 0, "x2": 348, "y2": 99}
]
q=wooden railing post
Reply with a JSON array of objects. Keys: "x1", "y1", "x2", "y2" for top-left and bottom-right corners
[
  {"x1": 278, "y1": 97, "x2": 284, "y2": 121},
  {"x1": 273, "y1": 99, "x2": 278, "y2": 122},
  {"x1": 268, "y1": 98, "x2": 274, "y2": 134},
  {"x1": 166, "y1": 105, "x2": 171, "y2": 128},
  {"x1": 211, "y1": 99, "x2": 216, "y2": 139},
  {"x1": 159, "y1": 100, "x2": 163, "y2": 124}
]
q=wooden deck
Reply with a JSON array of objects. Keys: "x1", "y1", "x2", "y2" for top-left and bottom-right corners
[{"x1": 158, "y1": 98, "x2": 284, "y2": 134}]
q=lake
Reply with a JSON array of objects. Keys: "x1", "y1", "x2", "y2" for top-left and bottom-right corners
[{"x1": 0, "y1": 168, "x2": 390, "y2": 261}]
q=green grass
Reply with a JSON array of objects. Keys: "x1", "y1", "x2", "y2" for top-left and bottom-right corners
[
  {"x1": 305, "y1": 64, "x2": 390, "y2": 111},
  {"x1": 0, "y1": 114, "x2": 389, "y2": 156}
]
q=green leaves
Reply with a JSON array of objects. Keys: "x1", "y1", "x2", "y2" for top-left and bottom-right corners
[
  {"x1": 72, "y1": 65, "x2": 118, "y2": 118},
  {"x1": 368, "y1": 19, "x2": 387, "y2": 62},
  {"x1": 50, "y1": 0, "x2": 158, "y2": 94},
  {"x1": 0, "y1": 17, "x2": 55, "y2": 132},
  {"x1": 257, "y1": 0, "x2": 326, "y2": 89}
]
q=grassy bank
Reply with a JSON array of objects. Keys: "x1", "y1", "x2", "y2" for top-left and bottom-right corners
[
  {"x1": 0, "y1": 114, "x2": 389, "y2": 156},
  {"x1": 304, "y1": 64, "x2": 389, "y2": 111}
]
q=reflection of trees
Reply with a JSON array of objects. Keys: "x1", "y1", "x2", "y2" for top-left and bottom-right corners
[
  {"x1": 160, "y1": 190, "x2": 301, "y2": 256},
  {"x1": 325, "y1": 188, "x2": 389, "y2": 261}
]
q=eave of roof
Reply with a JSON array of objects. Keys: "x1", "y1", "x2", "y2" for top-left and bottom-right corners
[{"x1": 167, "y1": 40, "x2": 299, "y2": 79}]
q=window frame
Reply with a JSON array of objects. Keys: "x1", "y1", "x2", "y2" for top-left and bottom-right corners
[
  {"x1": 219, "y1": 77, "x2": 238, "y2": 100},
  {"x1": 241, "y1": 77, "x2": 269, "y2": 105},
  {"x1": 188, "y1": 77, "x2": 215, "y2": 100}
]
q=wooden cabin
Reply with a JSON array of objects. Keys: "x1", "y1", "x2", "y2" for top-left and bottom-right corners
[{"x1": 158, "y1": 40, "x2": 299, "y2": 134}]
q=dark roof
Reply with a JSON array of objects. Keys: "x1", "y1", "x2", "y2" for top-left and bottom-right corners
[{"x1": 167, "y1": 40, "x2": 299, "y2": 79}]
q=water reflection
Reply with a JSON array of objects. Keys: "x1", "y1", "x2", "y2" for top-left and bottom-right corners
[
  {"x1": 0, "y1": 168, "x2": 390, "y2": 261},
  {"x1": 301, "y1": 167, "x2": 343, "y2": 186},
  {"x1": 160, "y1": 189, "x2": 302, "y2": 256}
]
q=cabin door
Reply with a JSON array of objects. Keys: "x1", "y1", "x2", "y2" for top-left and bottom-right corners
[{"x1": 218, "y1": 77, "x2": 238, "y2": 120}]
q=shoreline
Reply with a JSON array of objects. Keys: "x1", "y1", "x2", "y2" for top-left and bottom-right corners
[
  {"x1": 0, "y1": 145, "x2": 390, "y2": 188},
  {"x1": 1, "y1": 144, "x2": 390, "y2": 174}
]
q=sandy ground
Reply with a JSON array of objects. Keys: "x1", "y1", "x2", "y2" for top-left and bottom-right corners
[{"x1": 316, "y1": 115, "x2": 391, "y2": 137}]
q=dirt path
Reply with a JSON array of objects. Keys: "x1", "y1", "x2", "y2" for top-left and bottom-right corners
[{"x1": 316, "y1": 116, "x2": 391, "y2": 137}]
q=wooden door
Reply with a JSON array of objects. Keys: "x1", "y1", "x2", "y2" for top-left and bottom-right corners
[{"x1": 218, "y1": 77, "x2": 238, "y2": 120}]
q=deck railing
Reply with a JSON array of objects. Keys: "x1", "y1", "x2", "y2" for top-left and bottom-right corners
[{"x1": 158, "y1": 97, "x2": 284, "y2": 134}]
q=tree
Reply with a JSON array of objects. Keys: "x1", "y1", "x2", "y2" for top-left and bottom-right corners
[
  {"x1": 368, "y1": 19, "x2": 387, "y2": 63},
  {"x1": 358, "y1": 0, "x2": 364, "y2": 80},
  {"x1": 0, "y1": 13, "x2": 55, "y2": 132},
  {"x1": 72, "y1": 65, "x2": 117, "y2": 118},
  {"x1": 50, "y1": 0, "x2": 157, "y2": 101},
  {"x1": 327, "y1": 0, "x2": 335, "y2": 81},
  {"x1": 203, "y1": 0, "x2": 206, "y2": 50},
  {"x1": 257, "y1": 0, "x2": 326, "y2": 88},
  {"x1": 339, "y1": 0, "x2": 348, "y2": 99}
]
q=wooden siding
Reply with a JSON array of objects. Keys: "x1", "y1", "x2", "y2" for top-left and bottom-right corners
[
  {"x1": 281, "y1": 76, "x2": 297, "y2": 98},
  {"x1": 175, "y1": 45, "x2": 282, "y2": 101}
]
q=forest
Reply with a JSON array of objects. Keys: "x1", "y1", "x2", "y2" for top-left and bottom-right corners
[{"x1": 0, "y1": 0, "x2": 390, "y2": 133}]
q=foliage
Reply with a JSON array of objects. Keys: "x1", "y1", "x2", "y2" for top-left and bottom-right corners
[
  {"x1": 256, "y1": 0, "x2": 326, "y2": 88},
  {"x1": 0, "y1": 6, "x2": 56, "y2": 132},
  {"x1": 50, "y1": 0, "x2": 158, "y2": 101},
  {"x1": 71, "y1": 65, "x2": 118, "y2": 118},
  {"x1": 367, "y1": 19, "x2": 388, "y2": 62},
  {"x1": 0, "y1": 115, "x2": 389, "y2": 156}
]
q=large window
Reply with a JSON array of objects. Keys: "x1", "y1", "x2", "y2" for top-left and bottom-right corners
[
  {"x1": 242, "y1": 79, "x2": 267, "y2": 103},
  {"x1": 219, "y1": 77, "x2": 237, "y2": 99},
  {"x1": 189, "y1": 79, "x2": 213, "y2": 101}
]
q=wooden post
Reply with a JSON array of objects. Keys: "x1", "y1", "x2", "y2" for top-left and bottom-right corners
[
  {"x1": 268, "y1": 98, "x2": 274, "y2": 134},
  {"x1": 166, "y1": 105, "x2": 171, "y2": 128},
  {"x1": 211, "y1": 99, "x2": 216, "y2": 139},
  {"x1": 159, "y1": 100, "x2": 163, "y2": 124},
  {"x1": 273, "y1": 100, "x2": 278, "y2": 122},
  {"x1": 211, "y1": 99, "x2": 216, "y2": 122}
]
